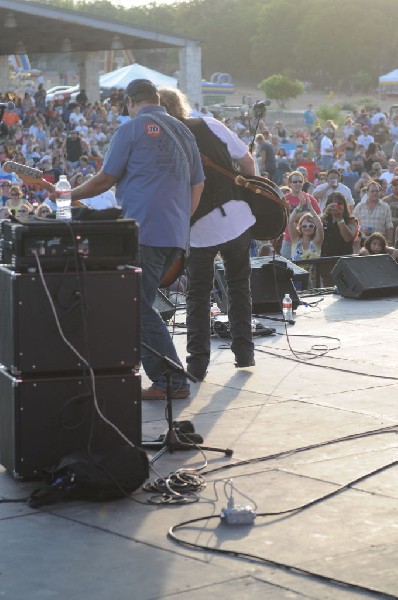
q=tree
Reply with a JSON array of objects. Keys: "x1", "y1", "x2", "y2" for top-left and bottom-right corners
[{"x1": 258, "y1": 74, "x2": 304, "y2": 108}]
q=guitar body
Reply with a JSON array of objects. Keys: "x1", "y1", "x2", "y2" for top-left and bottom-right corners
[
  {"x1": 160, "y1": 252, "x2": 185, "y2": 288},
  {"x1": 241, "y1": 175, "x2": 288, "y2": 240}
]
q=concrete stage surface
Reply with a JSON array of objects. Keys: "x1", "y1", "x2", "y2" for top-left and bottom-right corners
[{"x1": 1, "y1": 290, "x2": 398, "y2": 599}]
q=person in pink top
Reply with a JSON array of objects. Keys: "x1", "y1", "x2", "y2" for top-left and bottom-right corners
[{"x1": 280, "y1": 170, "x2": 321, "y2": 259}]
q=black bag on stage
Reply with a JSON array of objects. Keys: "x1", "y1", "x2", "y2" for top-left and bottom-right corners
[{"x1": 28, "y1": 445, "x2": 149, "y2": 508}]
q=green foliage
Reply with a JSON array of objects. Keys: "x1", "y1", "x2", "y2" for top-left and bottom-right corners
[
  {"x1": 316, "y1": 104, "x2": 343, "y2": 127},
  {"x1": 30, "y1": 0, "x2": 398, "y2": 90},
  {"x1": 258, "y1": 74, "x2": 304, "y2": 108}
]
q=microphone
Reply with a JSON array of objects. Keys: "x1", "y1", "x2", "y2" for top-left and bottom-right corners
[{"x1": 0, "y1": 102, "x2": 15, "y2": 110}]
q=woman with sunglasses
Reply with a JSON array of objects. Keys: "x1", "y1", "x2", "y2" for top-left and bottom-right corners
[
  {"x1": 5, "y1": 185, "x2": 24, "y2": 214},
  {"x1": 289, "y1": 196, "x2": 324, "y2": 262}
]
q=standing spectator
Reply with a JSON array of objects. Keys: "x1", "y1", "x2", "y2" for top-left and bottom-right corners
[
  {"x1": 259, "y1": 128, "x2": 276, "y2": 181},
  {"x1": 313, "y1": 168, "x2": 355, "y2": 213},
  {"x1": 62, "y1": 130, "x2": 90, "y2": 169},
  {"x1": 320, "y1": 192, "x2": 359, "y2": 285},
  {"x1": 280, "y1": 170, "x2": 320, "y2": 259},
  {"x1": 320, "y1": 128, "x2": 335, "y2": 170},
  {"x1": 34, "y1": 84, "x2": 46, "y2": 112},
  {"x1": 304, "y1": 104, "x2": 317, "y2": 131}
]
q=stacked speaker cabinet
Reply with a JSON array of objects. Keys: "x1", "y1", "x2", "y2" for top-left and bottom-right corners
[{"x1": 0, "y1": 219, "x2": 141, "y2": 478}]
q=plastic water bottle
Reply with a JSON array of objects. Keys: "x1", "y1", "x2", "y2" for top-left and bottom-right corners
[
  {"x1": 55, "y1": 175, "x2": 72, "y2": 220},
  {"x1": 282, "y1": 293, "x2": 293, "y2": 321}
]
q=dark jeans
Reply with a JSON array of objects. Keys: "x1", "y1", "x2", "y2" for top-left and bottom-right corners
[
  {"x1": 186, "y1": 229, "x2": 254, "y2": 376},
  {"x1": 140, "y1": 245, "x2": 187, "y2": 391}
]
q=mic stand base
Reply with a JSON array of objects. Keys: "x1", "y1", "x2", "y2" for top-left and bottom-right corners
[{"x1": 140, "y1": 348, "x2": 233, "y2": 465}]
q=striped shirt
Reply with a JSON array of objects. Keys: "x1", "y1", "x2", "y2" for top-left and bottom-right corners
[{"x1": 353, "y1": 200, "x2": 393, "y2": 237}]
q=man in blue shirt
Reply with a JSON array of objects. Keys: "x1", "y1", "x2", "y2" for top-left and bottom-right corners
[{"x1": 72, "y1": 79, "x2": 204, "y2": 400}]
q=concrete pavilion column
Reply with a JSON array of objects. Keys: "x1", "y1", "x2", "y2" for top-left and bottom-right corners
[
  {"x1": 78, "y1": 52, "x2": 100, "y2": 104},
  {"x1": 178, "y1": 43, "x2": 202, "y2": 108},
  {"x1": 0, "y1": 56, "x2": 12, "y2": 93}
]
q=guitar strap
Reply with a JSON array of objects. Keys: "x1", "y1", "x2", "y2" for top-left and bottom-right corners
[
  {"x1": 199, "y1": 153, "x2": 289, "y2": 209},
  {"x1": 140, "y1": 112, "x2": 190, "y2": 179}
]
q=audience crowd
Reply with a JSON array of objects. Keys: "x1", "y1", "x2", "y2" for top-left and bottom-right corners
[{"x1": 1, "y1": 85, "x2": 397, "y2": 285}]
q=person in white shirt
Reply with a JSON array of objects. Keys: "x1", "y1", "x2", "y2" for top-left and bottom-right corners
[
  {"x1": 313, "y1": 168, "x2": 355, "y2": 213},
  {"x1": 357, "y1": 126, "x2": 374, "y2": 150},
  {"x1": 380, "y1": 159, "x2": 398, "y2": 185},
  {"x1": 370, "y1": 108, "x2": 387, "y2": 126},
  {"x1": 320, "y1": 129, "x2": 335, "y2": 170}
]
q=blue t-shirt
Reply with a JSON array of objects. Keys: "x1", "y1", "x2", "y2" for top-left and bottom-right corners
[{"x1": 102, "y1": 105, "x2": 204, "y2": 248}]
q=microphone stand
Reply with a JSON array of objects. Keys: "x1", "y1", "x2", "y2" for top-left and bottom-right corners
[{"x1": 141, "y1": 342, "x2": 233, "y2": 465}]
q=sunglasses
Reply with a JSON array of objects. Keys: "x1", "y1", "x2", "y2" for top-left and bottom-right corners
[
  {"x1": 290, "y1": 180, "x2": 303, "y2": 184},
  {"x1": 11, "y1": 192, "x2": 20, "y2": 196},
  {"x1": 301, "y1": 223, "x2": 315, "y2": 229}
]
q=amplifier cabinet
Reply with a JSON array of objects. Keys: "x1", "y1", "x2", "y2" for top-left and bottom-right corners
[
  {"x1": 0, "y1": 265, "x2": 141, "y2": 375},
  {"x1": 0, "y1": 218, "x2": 139, "y2": 271},
  {"x1": 214, "y1": 257, "x2": 302, "y2": 314},
  {"x1": 0, "y1": 368, "x2": 141, "y2": 478}
]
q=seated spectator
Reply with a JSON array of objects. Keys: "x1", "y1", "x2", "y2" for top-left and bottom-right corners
[
  {"x1": 5, "y1": 185, "x2": 25, "y2": 214},
  {"x1": 358, "y1": 231, "x2": 398, "y2": 259},
  {"x1": 363, "y1": 142, "x2": 386, "y2": 173},
  {"x1": 73, "y1": 155, "x2": 96, "y2": 177},
  {"x1": 333, "y1": 153, "x2": 351, "y2": 172},
  {"x1": 314, "y1": 171, "x2": 327, "y2": 187},
  {"x1": 35, "y1": 203, "x2": 53, "y2": 218},
  {"x1": 0, "y1": 180, "x2": 12, "y2": 205},
  {"x1": 353, "y1": 181, "x2": 394, "y2": 243},
  {"x1": 380, "y1": 159, "x2": 398, "y2": 185}
]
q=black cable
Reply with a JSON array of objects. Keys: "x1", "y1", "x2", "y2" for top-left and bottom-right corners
[
  {"x1": 168, "y1": 458, "x2": 398, "y2": 599},
  {"x1": 168, "y1": 516, "x2": 396, "y2": 599}
]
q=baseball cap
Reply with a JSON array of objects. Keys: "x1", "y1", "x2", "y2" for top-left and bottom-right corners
[{"x1": 125, "y1": 79, "x2": 157, "y2": 98}]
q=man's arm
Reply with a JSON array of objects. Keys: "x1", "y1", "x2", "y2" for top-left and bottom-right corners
[
  {"x1": 71, "y1": 171, "x2": 118, "y2": 202},
  {"x1": 191, "y1": 181, "x2": 204, "y2": 216},
  {"x1": 237, "y1": 152, "x2": 256, "y2": 176}
]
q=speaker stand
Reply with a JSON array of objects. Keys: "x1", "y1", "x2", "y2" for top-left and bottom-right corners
[{"x1": 141, "y1": 343, "x2": 233, "y2": 464}]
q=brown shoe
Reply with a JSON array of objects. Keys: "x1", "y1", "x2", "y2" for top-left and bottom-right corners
[{"x1": 142, "y1": 384, "x2": 190, "y2": 400}]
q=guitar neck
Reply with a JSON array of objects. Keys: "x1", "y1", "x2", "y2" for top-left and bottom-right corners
[{"x1": 3, "y1": 161, "x2": 56, "y2": 193}]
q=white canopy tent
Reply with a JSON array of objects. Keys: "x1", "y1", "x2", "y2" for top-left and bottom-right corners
[
  {"x1": 379, "y1": 69, "x2": 398, "y2": 95},
  {"x1": 100, "y1": 63, "x2": 178, "y2": 91}
]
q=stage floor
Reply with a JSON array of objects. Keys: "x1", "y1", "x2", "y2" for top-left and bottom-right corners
[{"x1": 1, "y1": 290, "x2": 398, "y2": 599}]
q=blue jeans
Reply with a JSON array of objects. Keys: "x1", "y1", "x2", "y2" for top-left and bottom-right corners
[
  {"x1": 186, "y1": 229, "x2": 254, "y2": 377},
  {"x1": 140, "y1": 245, "x2": 187, "y2": 391}
]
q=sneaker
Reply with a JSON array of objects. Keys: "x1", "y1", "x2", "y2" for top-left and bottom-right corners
[{"x1": 141, "y1": 384, "x2": 190, "y2": 400}]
